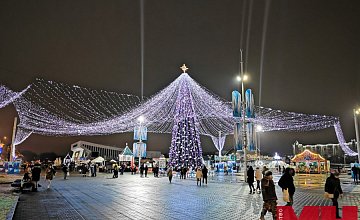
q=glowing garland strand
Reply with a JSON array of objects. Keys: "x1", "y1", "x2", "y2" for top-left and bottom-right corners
[{"x1": 0, "y1": 73, "x2": 357, "y2": 156}]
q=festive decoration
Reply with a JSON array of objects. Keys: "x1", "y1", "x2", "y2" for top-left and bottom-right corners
[
  {"x1": 211, "y1": 135, "x2": 226, "y2": 156},
  {"x1": 0, "y1": 70, "x2": 355, "y2": 157},
  {"x1": 168, "y1": 74, "x2": 203, "y2": 167},
  {"x1": 0, "y1": 85, "x2": 29, "y2": 109}
]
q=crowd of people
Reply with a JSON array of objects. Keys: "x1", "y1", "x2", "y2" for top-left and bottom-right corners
[
  {"x1": 20, "y1": 161, "x2": 57, "y2": 191},
  {"x1": 244, "y1": 165, "x2": 345, "y2": 220},
  {"x1": 17, "y1": 160, "x2": 348, "y2": 219}
]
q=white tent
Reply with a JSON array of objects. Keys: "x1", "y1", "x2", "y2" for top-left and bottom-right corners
[{"x1": 91, "y1": 156, "x2": 105, "y2": 163}]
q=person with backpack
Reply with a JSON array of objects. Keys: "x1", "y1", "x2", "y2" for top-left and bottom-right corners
[{"x1": 278, "y1": 167, "x2": 295, "y2": 206}]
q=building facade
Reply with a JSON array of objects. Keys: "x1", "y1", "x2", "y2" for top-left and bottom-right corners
[
  {"x1": 293, "y1": 140, "x2": 357, "y2": 162},
  {"x1": 71, "y1": 141, "x2": 123, "y2": 162}
]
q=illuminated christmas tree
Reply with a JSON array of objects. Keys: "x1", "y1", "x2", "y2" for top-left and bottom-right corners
[{"x1": 168, "y1": 65, "x2": 203, "y2": 168}]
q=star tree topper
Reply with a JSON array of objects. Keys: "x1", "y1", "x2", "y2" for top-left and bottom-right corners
[{"x1": 180, "y1": 64, "x2": 189, "y2": 73}]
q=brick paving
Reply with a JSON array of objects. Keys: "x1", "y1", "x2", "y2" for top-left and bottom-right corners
[{"x1": 12, "y1": 172, "x2": 360, "y2": 220}]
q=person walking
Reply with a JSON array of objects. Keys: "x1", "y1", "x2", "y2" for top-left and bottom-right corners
[
  {"x1": 144, "y1": 164, "x2": 148, "y2": 177},
  {"x1": 81, "y1": 164, "x2": 87, "y2": 177},
  {"x1": 196, "y1": 167, "x2": 203, "y2": 186},
  {"x1": 113, "y1": 164, "x2": 119, "y2": 178},
  {"x1": 278, "y1": 167, "x2": 295, "y2": 206},
  {"x1": 45, "y1": 164, "x2": 56, "y2": 189},
  {"x1": 62, "y1": 164, "x2": 68, "y2": 180},
  {"x1": 167, "y1": 167, "x2": 173, "y2": 183},
  {"x1": 31, "y1": 162, "x2": 41, "y2": 191},
  {"x1": 93, "y1": 163, "x2": 97, "y2": 177},
  {"x1": 140, "y1": 164, "x2": 144, "y2": 177},
  {"x1": 262, "y1": 166, "x2": 269, "y2": 176},
  {"x1": 351, "y1": 165, "x2": 358, "y2": 184},
  {"x1": 183, "y1": 167, "x2": 187, "y2": 179},
  {"x1": 247, "y1": 166, "x2": 255, "y2": 194},
  {"x1": 180, "y1": 166, "x2": 184, "y2": 179},
  {"x1": 202, "y1": 165, "x2": 208, "y2": 185},
  {"x1": 325, "y1": 171, "x2": 343, "y2": 219},
  {"x1": 260, "y1": 171, "x2": 277, "y2": 220},
  {"x1": 131, "y1": 165, "x2": 134, "y2": 175},
  {"x1": 255, "y1": 167, "x2": 262, "y2": 193}
]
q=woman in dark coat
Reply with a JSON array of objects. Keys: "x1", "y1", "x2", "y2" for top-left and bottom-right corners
[
  {"x1": 325, "y1": 172, "x2": 343, "y2": 219},
  {"x1": 31, "y1": 162, "x2": 41, "y2": 190},
  {"x1": 202, "y1": 165, "x2": 208, "y2": 185},
  {"x1": 278, "y1": 167, "x2": 295, "y2": 206},
  {"x1": 247, "y1": 166, "x2": 255, "y2": 194}
]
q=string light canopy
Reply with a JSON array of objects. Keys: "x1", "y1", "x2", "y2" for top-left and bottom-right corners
[
  {"x1": 0, "y1": 68, "x2": 357, "y2": 157},
  {"x1": 0, "y1": 85, "x2": 29, "y2": 109}
]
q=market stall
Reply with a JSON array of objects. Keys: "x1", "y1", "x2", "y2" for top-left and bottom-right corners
[{"x1": 291, "y1": 149, "x2": 329, "y2": 173}]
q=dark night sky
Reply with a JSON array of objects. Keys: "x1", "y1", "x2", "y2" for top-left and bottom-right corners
[{"x1": 0, "y1": 0, "x2": 359, "y2": 157}]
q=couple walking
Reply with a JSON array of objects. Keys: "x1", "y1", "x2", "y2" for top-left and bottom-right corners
[
  {"x1": 247, "y1": 166, "x2": 262, "y2": 194},
  {"x1": 196, "y1": 165, "x2": 208, "y2": 186}
]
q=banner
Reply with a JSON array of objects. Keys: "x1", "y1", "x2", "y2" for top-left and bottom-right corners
[
  {"x1": 134, "y1": 126, "x2": 147, "y2": 141},
  {"x1": 232, "y1": 90, "x2": 241, "y2": 117},
  {"x1": 234, "y1": 123, "x2": 243, "y2": 151},
  {"x1": 133, "y1": 142, "x2": 147, "y2": 158},
  {"x1": 245, "y1": 89, "x2": 254, "y2": 118}
]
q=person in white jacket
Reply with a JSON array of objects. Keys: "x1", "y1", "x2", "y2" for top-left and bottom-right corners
[{"x1": 255, "y1": 167, "x2": 262, "y2": 193}]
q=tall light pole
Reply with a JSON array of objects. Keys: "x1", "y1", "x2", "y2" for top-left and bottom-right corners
[
  {"x1": 353, "y1": 108, "x2": 360, "y2": 163},
  {"x1": 237, "y1": 49, "x2": 248, "y2": 182}
]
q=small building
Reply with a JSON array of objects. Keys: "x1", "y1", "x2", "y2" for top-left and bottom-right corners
[
  {"x1": 71, "y1": 141, "x2": 123, "y2": 162},
  {"x1": 291, "y1": 149, "x2": 330, "y2": 173},
  {"x1": 119, "y1": 144, "x2": 134, "y2": 165}
]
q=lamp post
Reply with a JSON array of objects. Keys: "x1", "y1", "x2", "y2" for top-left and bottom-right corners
[
  {"x1": 353, "y1": 108, "x2": 360, "y2": 163},
  {"x1": 237, "y1": 49, "x2": 249, "y2": 182},
  {"x1": 137, "y1": 115, "x2": 145, "y2": 173}
]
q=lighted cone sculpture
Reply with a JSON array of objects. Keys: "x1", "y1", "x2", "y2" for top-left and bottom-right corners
[{"x1": 168, "y1": 65, "x2": 203, "y2": 168}]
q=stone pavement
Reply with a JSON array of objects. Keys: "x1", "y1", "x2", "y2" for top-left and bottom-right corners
[{"x1": 12, "y1": 172, "x2": 360, "y2": 220}]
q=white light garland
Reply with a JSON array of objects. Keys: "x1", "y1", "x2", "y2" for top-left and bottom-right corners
[{"x1": 0, "y1": 73, "x2": 357, "y2": 156}]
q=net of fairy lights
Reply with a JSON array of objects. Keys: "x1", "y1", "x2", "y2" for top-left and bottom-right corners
[
  {"x1": 0, "y1": 74, "x2": 356, "y2": 156},
  {"x1": 0, "y1": 85, "x2": 29, "y2": 109}
]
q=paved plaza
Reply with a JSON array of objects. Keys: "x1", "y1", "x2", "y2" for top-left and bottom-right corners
[{"x1": 12, "y1": 172, "x2": 360, "y2": 220}]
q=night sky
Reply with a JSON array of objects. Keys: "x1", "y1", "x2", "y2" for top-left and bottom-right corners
[{"x1": 0, "y1": 0, "x2": 359, "y2": 157}]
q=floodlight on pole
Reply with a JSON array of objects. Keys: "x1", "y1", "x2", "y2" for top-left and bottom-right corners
[
  {"x1": 256, "y1": 125, "x2": 263, "y2": 132},
  {"x1": 138, "y1": 115, "x2": 145, "y2": 123}
]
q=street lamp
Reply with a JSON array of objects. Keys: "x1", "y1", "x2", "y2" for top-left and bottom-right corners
[
  {"x1": 353, "y1": 108, "x2": 360, "y2": 163},
  {"x1": 236, "y1": 49, "x2": 249, "y2": 182}
]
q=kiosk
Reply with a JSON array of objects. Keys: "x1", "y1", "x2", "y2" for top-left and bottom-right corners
[{"x1": 291, "y1": 149, "x2": 329, "y2": 173}]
